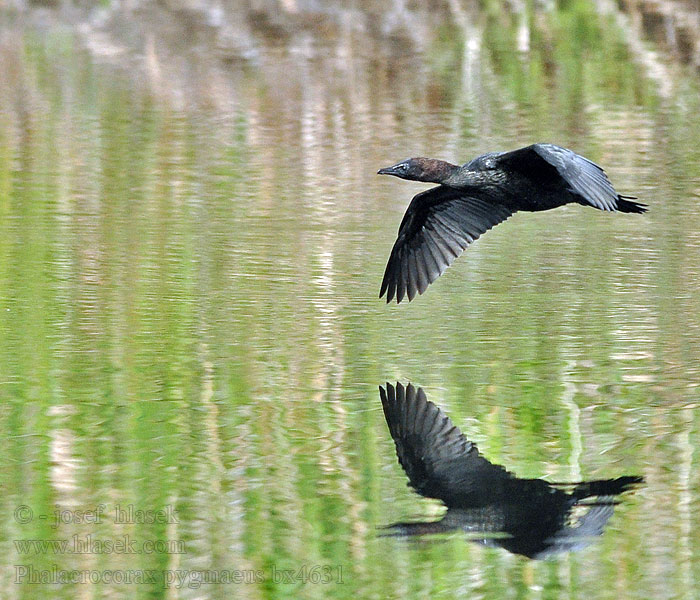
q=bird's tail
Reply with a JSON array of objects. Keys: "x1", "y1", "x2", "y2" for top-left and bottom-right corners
[
  {"x1": 617, "y1": 195, "x2": 647, "y2": 214},
  {"x1": 570, "y1": 476, "x2": 644, "y2": 501}
]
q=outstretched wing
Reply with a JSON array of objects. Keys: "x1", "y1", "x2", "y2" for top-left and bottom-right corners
[
  {"x1": 496, "y1": 143, "x2": 642, "y2": 212},
  {"x1": 380, "y1": 187, "x2": 513, "y2": 303},
  {"x1": 379, "y1": 382, "x2": 513, "y2": 505}
]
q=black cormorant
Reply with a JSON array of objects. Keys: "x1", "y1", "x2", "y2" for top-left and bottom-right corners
[{"x1": 378, "y1": 144, "x2": 646, "y2": 303}]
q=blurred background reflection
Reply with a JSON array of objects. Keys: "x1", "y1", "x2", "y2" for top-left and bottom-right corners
[{"x1": 1, "y1": 1, "x2": 699, "y2": 599}]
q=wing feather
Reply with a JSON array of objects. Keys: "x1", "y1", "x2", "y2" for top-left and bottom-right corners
[
  {"x1": 380, "y1": 187, "x2": 514, "y2": 303},
  {"x1": 497, "y1": 143, "x2": 626, "y2": 211},
  {"x1": 380, "y1": 383, "x2": 513, "y2": 505}
]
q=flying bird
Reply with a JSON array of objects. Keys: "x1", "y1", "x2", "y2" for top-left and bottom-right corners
[
  {"x1": 379, "y1": 382, "x2": 643, "y2": 558},
  {"x1": 378, "y1": 144, "x2": 646, "y2": 303}
]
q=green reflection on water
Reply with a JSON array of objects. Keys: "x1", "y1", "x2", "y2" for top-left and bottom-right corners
[{"x1": 1, "y1": 2, "x2": 700, "y2": 599}]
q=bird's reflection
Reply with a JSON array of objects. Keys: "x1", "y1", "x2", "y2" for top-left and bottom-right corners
[{"x1": 379, "y1": 382, "x2": 643, "y2": 559}]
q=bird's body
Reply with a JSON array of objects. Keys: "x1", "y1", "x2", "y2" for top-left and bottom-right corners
[{"x1": 378, "y1": 143, "x2": 646, "y2": 303}]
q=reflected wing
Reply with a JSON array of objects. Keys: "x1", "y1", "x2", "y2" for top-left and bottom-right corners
[
  {"x1": 536, "y1": 477, "x2": 644, "y2": 557},
  {"x1": 380, "y1": 187, "x2": 513, "y2": 303},
  {"x1": 534, "y1": 502, "x2": 616, "y2": 558},
  {"x1": 497, "y1": 143, "x2": 643, "y2": 212},
  {"x1": 379, "y1": 382, "x2": 513, "y2": 505}
]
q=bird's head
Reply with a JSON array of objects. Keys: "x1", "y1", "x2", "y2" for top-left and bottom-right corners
[{"x1": 378, "y1": 157, "x2": 456, "y2": 183}]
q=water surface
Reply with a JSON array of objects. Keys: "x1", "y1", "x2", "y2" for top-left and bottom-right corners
[{"x1": 1, "y1": 2, "x2": 700, "y2": 599}]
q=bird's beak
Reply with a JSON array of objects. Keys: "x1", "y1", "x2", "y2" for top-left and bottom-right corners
[{"x1": 377, "y1": 166, "x2": 396, "y2": 176}]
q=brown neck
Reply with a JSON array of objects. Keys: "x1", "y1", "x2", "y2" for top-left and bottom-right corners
[{"x1": 412, "y1": 158, "x2": 459, "y2": 183}]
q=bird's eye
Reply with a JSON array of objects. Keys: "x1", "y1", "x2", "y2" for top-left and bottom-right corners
[{"x1": 398, "y1": 163, "x2": 408, "y2": 172}]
